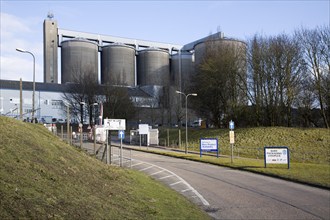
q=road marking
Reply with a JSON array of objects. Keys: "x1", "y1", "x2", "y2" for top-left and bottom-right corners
[
  {"x1": 170, "y1": 181, "x2": 182, "y2": 186},
  {"x1": 131, "y1": 162, "x2": 143, "y2": 167},
  {"x1": 159, "y1": 174, "x2": 174, "y2": 180},
  {"x1": 139, "y1": 165, "x2": 154, "y2": 171},
  {"x1": 150, "y1": 170, "x2": 165, "y2": 176},
  {"x1": 131, "y1": 159, "x2": 210, "y2": 206},
  {"x1": 182, "y1": 188, "x2": 192, "y2": 193}
]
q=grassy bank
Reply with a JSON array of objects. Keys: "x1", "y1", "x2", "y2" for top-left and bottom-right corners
[
  {"x1": 160, "y1": 127, "x2": 330, "y2": 163},
  {"x1": 157, "y1": 127, "x2": 330, "y2": 188},
  {"x1": 0, "y1": 116, "x2": 209, "y2": 219}
]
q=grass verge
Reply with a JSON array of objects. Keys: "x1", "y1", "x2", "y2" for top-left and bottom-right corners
[{"x1": 160, "y1": 127, "x2": 330, "y2": 163}]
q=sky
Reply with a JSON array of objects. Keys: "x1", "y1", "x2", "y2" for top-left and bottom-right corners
[{"x1": 1, "y1": 0, "x2": 329, "y2": 83}]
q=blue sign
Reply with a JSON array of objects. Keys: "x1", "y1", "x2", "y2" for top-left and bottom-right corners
[
  {"x1": 229, "y1": 120, "x2": 235, "y2": 130},
  {"x1": 118, "y1": 130, "x2": 125, "y2": 140}
]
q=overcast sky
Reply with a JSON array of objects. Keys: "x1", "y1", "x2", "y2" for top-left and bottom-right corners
[{"x1": 1, "y1": 0, "x2": 329, "y2": 83}]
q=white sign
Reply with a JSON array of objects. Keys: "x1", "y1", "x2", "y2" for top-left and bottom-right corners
[
  {"x1": 265, "y1": 148, "x2": 288, "y2": 164},
  {"x1": 200, "y1": 138, "x2": 218, "y2": 151},
  {"x1": 229, "y1": 131, "x2": 235, "y2": 144},
  {"x1": 138, "y1": 124, "x2": 149, "y2": 135},
  {"x1": 104, "y1": 119, "x2": 126, "y2": 130}
]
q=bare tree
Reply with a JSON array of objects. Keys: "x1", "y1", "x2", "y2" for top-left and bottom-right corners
[
  {"x1": 191, "y1": 39, "x2": 247, "y2": 128},
  {"x1": 247, "y1": 33, "x2": 306, "y2": 127},
  {"x1": 295, "y1": 26, "x2": 329, "y2": 128},
  {"x1": 102, "y1": 85, "x2": 136, "y2": 120},
  {"x1": 62, "y1": 66, "x2": 100, "y2": 125}
]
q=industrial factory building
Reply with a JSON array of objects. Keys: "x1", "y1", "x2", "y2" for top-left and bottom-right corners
[{"x1": 0, "y1": 14, "x2": 246, "y2": 126}]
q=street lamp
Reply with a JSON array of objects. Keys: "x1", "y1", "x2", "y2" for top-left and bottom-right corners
[
  {"x1": 176, "y1": 91, "x2": 197, "y2": 154},
  {"x1": 16, "y1": 48, "x2": 35, "y2": 123}
]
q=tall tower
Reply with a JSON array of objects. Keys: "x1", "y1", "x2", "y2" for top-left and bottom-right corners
[{"x1": 43, "y1": 12, "x2": 58, "y2": 83}]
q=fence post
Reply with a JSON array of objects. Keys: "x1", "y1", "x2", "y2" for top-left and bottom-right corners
[
  {"x1": 93, "y1": 126, "x2": 96, "y2": 156},
  {"x1": 70, "y1": 126, "x2": 73, "y2": 145},
  {"x1": 167, "y1": 129, "x2": 169, "y2": 147},
  {"x1": 179, "y1": 129, "x2": 181, "y2": 149}
]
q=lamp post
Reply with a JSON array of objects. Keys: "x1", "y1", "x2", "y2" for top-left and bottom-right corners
[
  {"x1": 16, "y1": 48, "x2": 35, "y2": 123},
  {"x1": 175, "y1": 91, "x2": 197, "y2": 154}
]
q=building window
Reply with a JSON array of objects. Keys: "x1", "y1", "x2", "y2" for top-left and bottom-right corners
[
  {"x1": 24, "y1": 108, "x2": 33, "y2": 113},
  {"x1": 51, "y1": 100, "x2": 62, "y2": 109}
]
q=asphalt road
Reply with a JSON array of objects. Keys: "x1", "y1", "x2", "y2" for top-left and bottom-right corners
[{"x1": 83, "y1": 143, "x2": 330, "y2": 220}]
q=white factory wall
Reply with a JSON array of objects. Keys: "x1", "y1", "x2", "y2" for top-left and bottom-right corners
[{"x1": 0, "y1": 88, "x2": 66, "y2": 123}]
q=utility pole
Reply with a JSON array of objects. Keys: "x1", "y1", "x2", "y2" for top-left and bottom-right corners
[
  {"x1": 67, "y1": 105, "x2": 70, "y2": 144},
  {"x1": 19, "y1": 78, "x2": 23, "y2": 121}
]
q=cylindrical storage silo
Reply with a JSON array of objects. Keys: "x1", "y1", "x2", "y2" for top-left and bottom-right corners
[
  {"x1": 170, "y1": 51, "x2": 194, "y2": 90},
  {"x1": 194, "y1": 38, "x2": 247, "y2": 68},
  {"x1": 101, "y1": 43, "x2": 136, "y2": 86},
  {"x1": 137, "y1": 48, "x2": 170, "y2": 86},
  {"x1": 61, "y1": 38, "x2": 98, "y2": 84},
  {"x1": 194, "y1": 38, "x2": 248, "y2": 104}
]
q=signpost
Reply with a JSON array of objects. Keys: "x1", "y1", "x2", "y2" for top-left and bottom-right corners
[
  {"x1": 264, "y1": 146, "x2": 290, "y2": 169},
  {"x1": 229, "y1": 120, "x2": 235, "y2": 163},
  {"x1": 103, "y1": 119, "x2": 126, "y2": 165},
  {"x1": 118, "y1": 130, "x2": 125, "y2": 166},
  {"x1": 200, "y1": 138, "x2": 219, "y2": 158},
  {"x1": 229, "y1": 120, "x2": 235, "y2": 130},
  {"x1": 229, "y1": 131, "x2": 235, "y2": 144},
  {"x1": 104, "y1": 119, "x2": 126, "y2": 130}
]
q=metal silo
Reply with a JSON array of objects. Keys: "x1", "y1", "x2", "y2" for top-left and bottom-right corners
[
  {"x1": 101, "y1": 43, "x2": 136, "y2": 86},
  {"x1": 170, "y1": 51, "x2": 194, "y2": 91},
  {"x1": 194, "y1": 38, "x2": 246, "y2": 68},
  {"x1": 61, "y1": 38, "x2": 98, "y2": 84},
  {"x1": 137, "y1": 48, "x2": 170, "y2": 86},
  {"x1": 193, "y1": 38, "x2": 247, "y2": 104}
]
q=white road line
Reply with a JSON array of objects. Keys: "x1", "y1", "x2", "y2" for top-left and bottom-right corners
[
  {"x1": 170, "y1": 181, "x2": 182, "y2": 186},
  {"x1": 131, "y1": 162, "x2": 143, "y2": 167},
  {"x1": 159, "y1": 174, "x2": 174, "y2": 180},
  {"x1": 131, "y1": 159, "x2": 210, "y2": 206},
  {"x1": 181, "y1": 188, "x2": 192, "y2": 193},
  {"x1": 139, "y1": 165, "x2": 154, "y2": 171},
  {"x1": 150, "y1": 170, "x2": 165, "y2": 176}
]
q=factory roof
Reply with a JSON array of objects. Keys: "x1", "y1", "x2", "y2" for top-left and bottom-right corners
[{"x1": 0, "y1": 80, "x2": 152, "y2": 98}]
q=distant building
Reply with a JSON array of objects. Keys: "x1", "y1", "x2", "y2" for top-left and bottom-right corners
[{"x1": 1, "y1": 14, "x2": 246, "y2": 126}]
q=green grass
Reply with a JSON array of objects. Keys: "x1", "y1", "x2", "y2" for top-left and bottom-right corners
[
  {"x1": 0, "y1": 116, "x2": 210, "y2": 219},
  {"x1": 157, "y1": 127, "x2": 330, "y2": 188},
  {"x1": 160, "y1": 127, "x2": 330, "y2": 163}
]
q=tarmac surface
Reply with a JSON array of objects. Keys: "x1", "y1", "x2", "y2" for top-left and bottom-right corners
[{"x1": 78, "y1": 140, "x2": 330, "y2": 220}]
